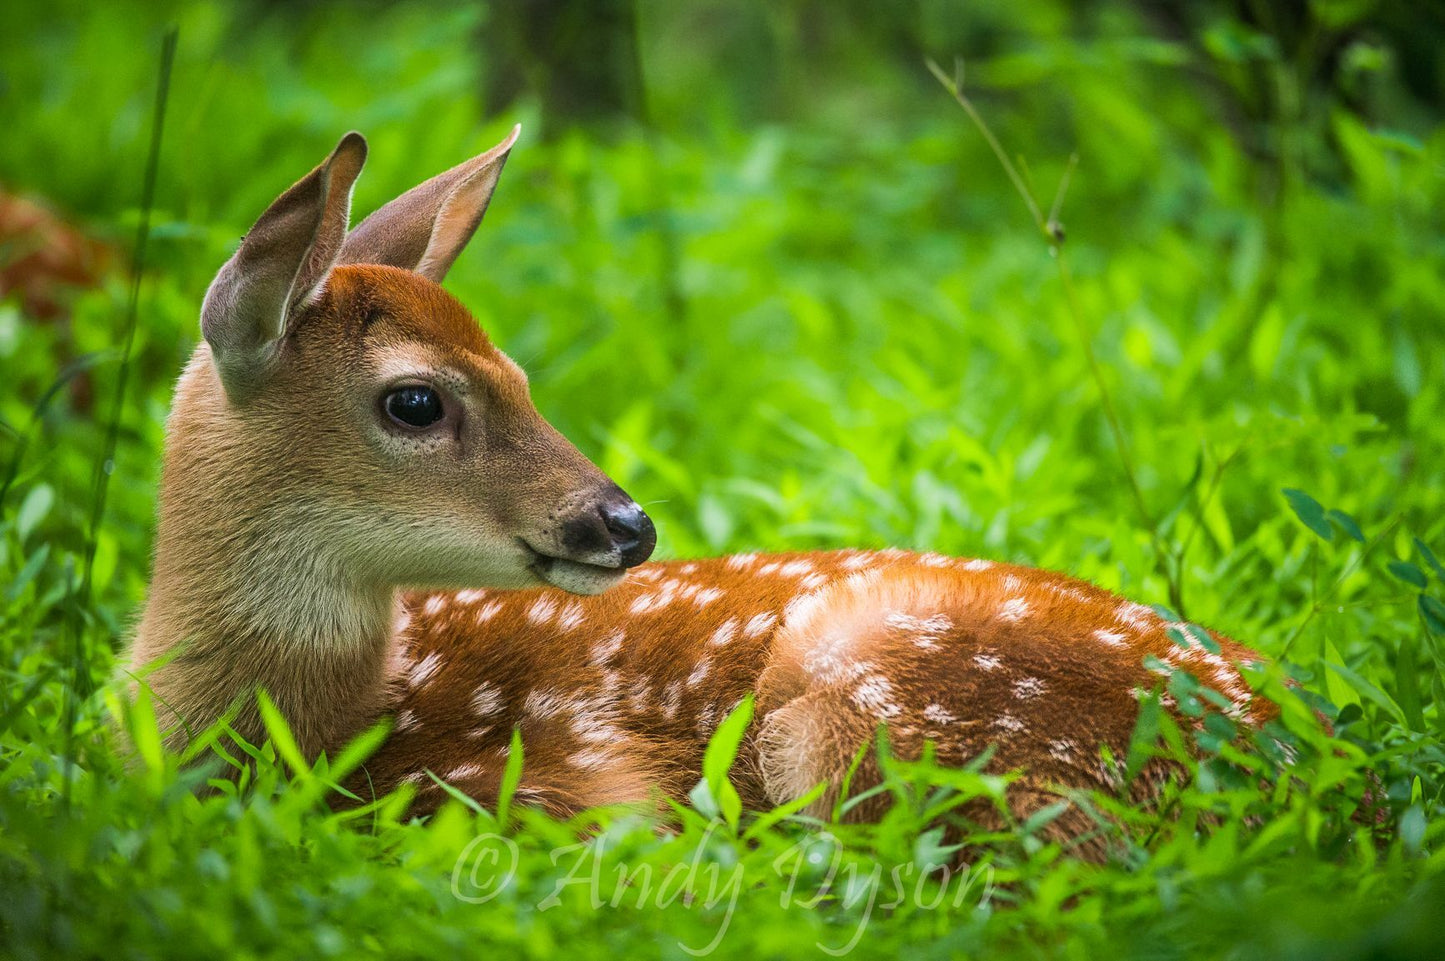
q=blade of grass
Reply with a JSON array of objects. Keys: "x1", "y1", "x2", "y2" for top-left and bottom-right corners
[{"x1": 61, "y1": 25, "x2": 177, "y2": 810}]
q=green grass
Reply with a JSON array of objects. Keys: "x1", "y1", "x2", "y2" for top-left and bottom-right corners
[{"x1": 3, "y1": 1, "x2": 1445, "y2": 957}]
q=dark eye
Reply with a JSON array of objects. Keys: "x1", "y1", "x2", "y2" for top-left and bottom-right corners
[{"x1": 384, "y1": 386, "x2": 445, "y2": 428}]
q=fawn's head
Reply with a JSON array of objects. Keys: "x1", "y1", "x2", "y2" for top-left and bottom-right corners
[{"x1": 188, "y1": 128, "x2": 654, "y2": 596}]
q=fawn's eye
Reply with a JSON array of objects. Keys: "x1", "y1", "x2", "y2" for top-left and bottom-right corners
[{"x1": 384, "y1": 386, "x2": 445, "y2": 428}]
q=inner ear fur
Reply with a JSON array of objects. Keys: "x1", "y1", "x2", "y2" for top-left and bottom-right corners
[{"x1": 338, "y1": 124, "x2": 520, "y2": 283}]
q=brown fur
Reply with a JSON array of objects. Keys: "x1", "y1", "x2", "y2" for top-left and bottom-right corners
[{"x1": 362, "y1": 552, "x2": 1265, "y2": 832}]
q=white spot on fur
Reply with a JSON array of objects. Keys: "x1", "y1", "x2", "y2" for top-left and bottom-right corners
[
  {"x1": 726, "y1": 553, "x2": 758, "y2": 570},
  {"x1": 696, "y1": 702, "x2": 718, "y2": 737},
  {"x1": 744, "y1": 611, "x2": 778, "y2": 637},
  {"x1": 918, "y1": 552, "x2": 951, "y2": 567},
  {"x1": 841, "y1": 553, "x2": 874, "y2": 570},
  {"x1": 1049, "y1": 583, "x2": 1091, "y2": 604},
  {"x1": 1093, "y1": 628, "x2": 1127, "y2": 648},
  {"x1": 708, "y1": 618, "x2": 739, "y2": 647},
  {"x1": 972, "y1": 652, "x2": 1002, "y2": 671},
  {"x1": 569, "y1": 749, "x2": 615, "y2": 771},
  {"x1": 627, "y1": 686, "x2": 651, "y2": 715},
  {"x1": 422, "y1": 596, "x2": 445, "y2": 617},
  {"x1": 799, "y1": 572, "x2": 829, "y2": 590},
  {"x1": 803, "y1": 638, "x2": 872, "y2": 683},
  {"x1": 526, "y1": 595, "x2": 559, "y2": 625},
  {"x1": 524, "y1": 689, "x2": 567, "y2": 719},
  {"x1": 1116, "y1": 603, "x2": 1157, "y2": 631},
  {"x1": 660, "y1": 682, "x2": 683, "y2": 720},
  {"x1": 1012, "y1": 676, "x2": 1047, "y2": 700},
  {"x1": 694, "y1": 586, "x2": 724, "y2": 608},
  {"x1": 852, "y1": 675, "x2": 901, "y2": 719},
  {"x1": 1048, "y1": 738, "x2": 1076, "y2": 762},
  {"x1": 471, "y1": 683, "x2": 504, "y2": 718},
  {"x1": 687, "y1": 658, "x2": 711, "y2": 688},
  {"x1": 556, "y1": 600, "x2": 586, "y2": 632},
  {"x1": 991, "y1": 712, "x2": 1025, "y2": 734},
  {"x1": 998, "y1": 597, "x2": 1031, "y2": 622},
  {"x1": 681, "y1": 563, "x2": 698, "y2": 575},
  {"x1": 884, "y1": 611, "x2": 953, "y2": 648},
  {"x1": 962, "y1": 558, "x2": 994, "y2": 571},
  {"x1": 394, "y1": 709, "x2": 419, "y2": 732},
  {"x1": 475, "y1": 599, "x2": 505, "y2": 624},
  {"x1": 446, "y1": 762, "x2": 484, "y2": 782},
  {"x1": 455, "y1": 589, "x2": 487, "y2": 604},
  {"x1": 408, "y1": 652, "x2": 443, "y2": 688},
  {"x1": 923, "y1": 703, "x2": 957, "y2": 724},
  {"x1": 572, "y1": 714, "x2": 622, "y2": 744},
  {"x1": 779, "y1": 559, "x2": 814, "y2": 577},
  {"x1": 590, "y1": 629, "x2": 626, "y2": 664}
]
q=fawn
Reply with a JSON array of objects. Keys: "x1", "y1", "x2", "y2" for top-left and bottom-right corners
[{"x1": 127, "y1": 128, "x2": 1268, "y2": 845}]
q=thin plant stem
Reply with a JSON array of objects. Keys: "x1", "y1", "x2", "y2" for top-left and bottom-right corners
[
  {"x1": 926, "y1": 58, "x2": 1166, "y2": 576},
  {"x1": 926, "y1": 59, "x2": 1045, "y2": 233},
  {"x1": 60, "y1": 26, "x2": 178, "y2": 808}
]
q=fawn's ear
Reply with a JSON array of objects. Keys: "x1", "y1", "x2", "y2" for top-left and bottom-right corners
[
  {"x1": 201, "y1": 132, "x2": 367, "y2": 401},
  {"x1": 338, "y1": 124, "x2": 519, "y2": 282}
]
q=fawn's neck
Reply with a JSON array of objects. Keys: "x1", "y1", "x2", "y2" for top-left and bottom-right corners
[
  {"x1": 130, "y1": 357, "x2": 402, "y2": 756},
  {"x1": 135, "y1": 533, "x2": 399, "y2": 756}
]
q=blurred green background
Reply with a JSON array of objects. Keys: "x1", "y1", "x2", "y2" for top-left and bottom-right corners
[{"x1": 3, "y1": 1, "x2": 1445, "y2": 958}]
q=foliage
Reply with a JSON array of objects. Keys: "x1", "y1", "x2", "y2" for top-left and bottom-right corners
[{"x1": 2, "y1": 0, "x2": 1444, "y2": 957}]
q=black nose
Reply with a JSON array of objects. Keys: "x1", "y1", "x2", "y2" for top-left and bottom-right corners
[{"x1": 601, "y1": 499, "x2": 656, "y2": 567}]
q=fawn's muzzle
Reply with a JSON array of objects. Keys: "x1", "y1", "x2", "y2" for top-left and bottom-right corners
[{"x1": 560, "y1": 487, "x2": 656, "y2": 568}]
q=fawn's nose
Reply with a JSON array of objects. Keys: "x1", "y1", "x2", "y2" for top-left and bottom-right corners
[
  {"x1": 601, "y1": 500, "x2": 655, "y2": 567},
  {"x1": 559, "y1": 488, "x2": 656, "y2": 568}
]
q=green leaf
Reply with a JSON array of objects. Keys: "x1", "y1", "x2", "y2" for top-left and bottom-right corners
[
  {"x1": 1282, "y1": 488, "x2": 1332, "y2": 541},
  {"x1": 1186, "y1": 623, "x2": 1222, "y2": 654},
  {"x1": 495, "y1": 727, "x2": 524, "y2": 827},
  {"x1": 701, "y1": 695, "x2": 753, "y2": 830},
  {"x1": 1326, "y1": 508, "x2": 1365, "y2": 543},
  {"x1": 1387, "y1": 560, "x2": 1427, "y2": 589},
  {"x1": 1414, "y1": 538, "x2": 1445, "y2": 582},
  {"x1": 1399, "y1": 805, "x2": 1427, "y2": 854},
  {"x1": 327, "y1": 717, "x2": 393, "y2": 785},
  {"x1": 1322, "y1": 660, "x2": 1403, "y2": 726},
  {"x1": 1322, "y1": 639, "x2": 1363, "y2": 712},
  {"x1": 15, "y1": 483, "x2": 53, "y2": 543},
  {"x1": 1420, "y1": 595, "x2": 1445, "y2": 636},
  {"x1": 688, "y1": 778, "x2": 719, "y2": 820},
  {"x1": 912, "y1": 826, "x2": 962, "y2": 872},
  {"x1": 256, "y1": 689, "x2": 310, "y2": 781},
  {"x1": 5, "y1": 542, "x2": 50, "y2": 603}
]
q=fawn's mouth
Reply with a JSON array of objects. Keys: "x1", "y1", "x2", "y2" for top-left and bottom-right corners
[{"x1": 520, "y1": 541, "x2": 629, "y2": 596}]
